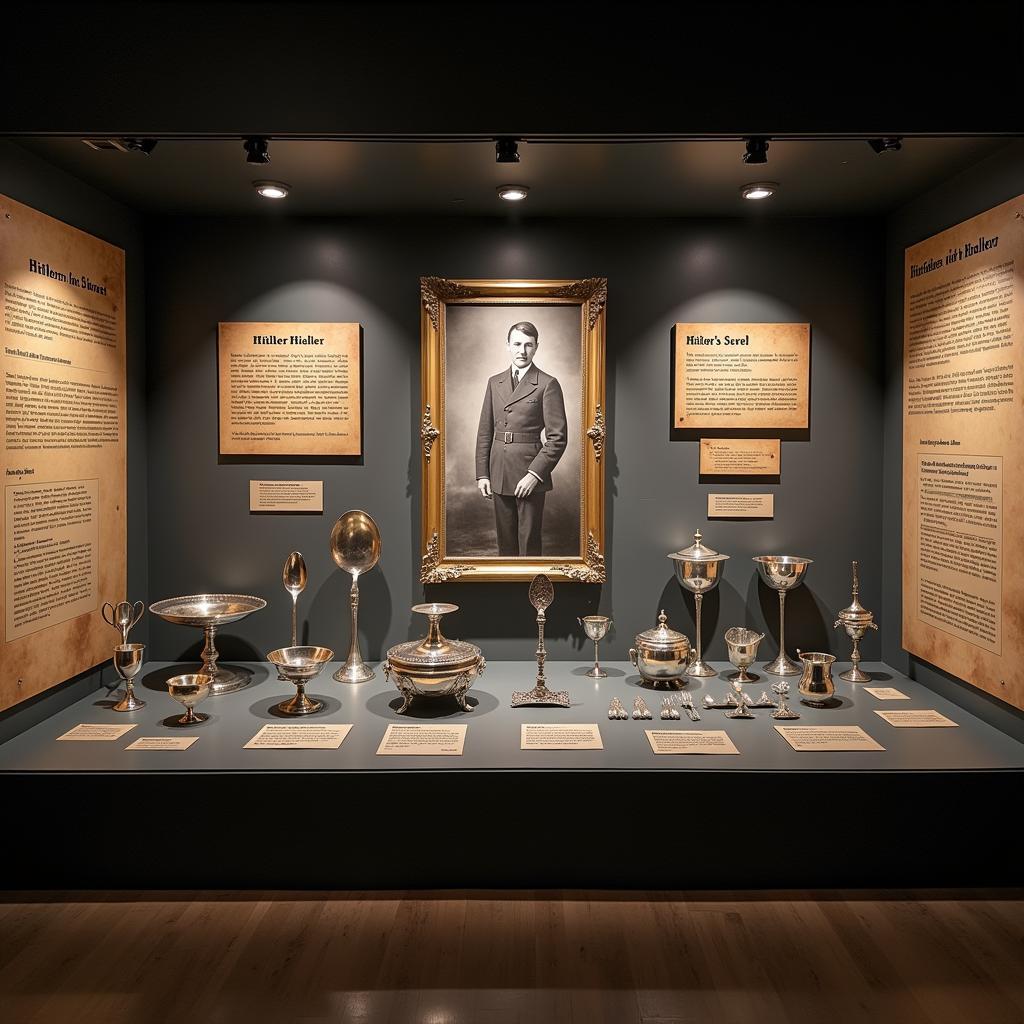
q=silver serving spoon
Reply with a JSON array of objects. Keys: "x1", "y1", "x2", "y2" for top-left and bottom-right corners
[{"x1": 282, "y1": 551, "x2": 308, "y2": 647}]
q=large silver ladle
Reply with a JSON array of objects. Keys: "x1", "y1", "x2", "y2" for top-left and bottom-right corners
[{"x1": 330, "y1": 510, "x2": 381, "y2": 683}]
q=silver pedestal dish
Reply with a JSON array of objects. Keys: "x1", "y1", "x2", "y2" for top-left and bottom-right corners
[
  {"x1": 752, "y1": 555, "x2": 813, "y2": 675},
  {"x1": 149, "y1": 594, "x2": 267, "y2": 695},
  {"x1": 668, "y1": 531, "x2": 729, "y2": 677},
  {"x1": 267, "y1": 645, "x2": 334, "y2": 716},
  {"x1": 628, "y1": 610, "x2": 695, "y2": 688},
  {"x1": 383, "y1": 603, "x2": 485, "y2": 715},
  {"x1": 329, "y1": 510, "x2": 381, "y2": 684},
  {"x1": 833, "y1": 560, "x2": 878, "y2": 682}
]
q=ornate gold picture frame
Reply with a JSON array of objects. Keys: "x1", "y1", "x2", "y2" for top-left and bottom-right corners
[{"x1": 420, "y1": 277, "x2": 607, "y2": 583}]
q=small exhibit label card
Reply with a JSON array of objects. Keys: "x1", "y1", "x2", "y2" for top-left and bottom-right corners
[
  {"x1": 874, "y1": 709, "x2": 958, "y2": 728},
  {"x1": 57, "y1": 723, "x2": 137, "y2": 742},
  {"x1": 775, "y1": 725, "x2": 884, "y2": 752},
  {"x1": 245, "y1": 724, "x2": 352, "y2": 749},
  {"x1": 707, "y1": 493, "x2": 774, "y2": 519},
  {"x1": 645, "y1": 730, "x2": 740, "y2": 755},
  {"x1": 864, "y1": 686, "x2": 910, "y2": 700},
  {"x1": 249, "y1": 480, "x2": 324, "y2": 513},
  {"x1": 126, "y1": 736, "x2": 199, "y2": 751},
  {"x1": 376, "y1": 723, "x2": 467, "y2": 756},
  {"x1": 700, "y1": 438, "x2": 781, "y2": 476},
  {"x1": 520, "y1": 723, "x2": 603, "y2": 750}
]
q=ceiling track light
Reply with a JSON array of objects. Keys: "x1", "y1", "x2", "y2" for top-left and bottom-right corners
[
  {"x1": 497, "y1": 184, "x2": 529, "y2": 202},
  {"x1": 741, "y1": 181, "x2": 777, "y2": 201},
  {"x1": 743, "y1": 136, "x2": 770, "y2": 164},
  {"x1": 244, "y1": 137, "x2": 271, "y2": 164},
  {"x1": 495, "y1": 137, "x2": 520, "y2": 163},
  {"x1": 253, "y1": 180, "x2": 290, "y2": 199},
  {"x1": 868, "y1": 137, "x2": 903, "y2": 154}
]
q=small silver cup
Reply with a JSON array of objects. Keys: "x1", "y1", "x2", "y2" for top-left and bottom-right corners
[
  {"x1": 167, "y1": 673, "x2": 213, "y2": 726},
  {"x1": 112, "y1": 643, "x2": 145, "y2": 712},
  {"x1": 578, "y1": 615, "x2": 612, "y2": 678},
  {"x1": 724, "y1": 627, "x2": 765, "y2": 684}
]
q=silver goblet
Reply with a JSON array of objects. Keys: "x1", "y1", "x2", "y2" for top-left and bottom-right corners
[
  {"x1": 724, "y1": 627, "x2": 764, "y2": 684},
  {"x1": 112, "y1": 643, "x2": 146, "y2": 712},
  {"x1": 752, "y1": 555, "x2": 813, "y2": 675},
  {"x1": 267, "y1": 646, "x2": 334, "y2": 716},
  {"x1": 668, "y1": 531, "x2": 729, "y2": 678},
  {"x1": 577, "y1": 615, "x2": 612, "y2": 678},
  {"x1": 166, "y1": 673, "x2": 212, "y2": 726}
]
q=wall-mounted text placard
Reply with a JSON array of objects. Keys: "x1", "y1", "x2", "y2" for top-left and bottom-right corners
[
  {"x1": 707, "y1": 493, "x2": 774, "y2": 519},
  {"x1": 249, "y1": 480, "x2": 323, "y2": 513},
  {"x1": 674, "y1": 322, "x2": 809, "y2": 430},
  {"x1": 699, "y1": 438, "x2": 781, "y2": 475},
  {"x1": 218, "y1": 321, "x2": 361, "y2": 456}
]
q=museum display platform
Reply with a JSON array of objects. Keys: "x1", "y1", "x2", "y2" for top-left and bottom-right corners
[{"x1": 2, "y1": 660, "x2": 1021, "y2": 889}]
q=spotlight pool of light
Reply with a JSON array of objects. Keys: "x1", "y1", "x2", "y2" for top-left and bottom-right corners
[
  {"x1": 254, "y1": 180, "x2": 290, "y2": 199},
  {"x1": 497, "y1": 184, "x2": 529, "y2": 202},
  {"x1": 741, "y1": 182, "x2": 777, "y2": 201}
]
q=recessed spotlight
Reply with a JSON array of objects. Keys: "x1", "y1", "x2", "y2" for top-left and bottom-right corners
[
  {"x1": 741, "y1": 182, "x2": 777, "y2": 201},
  {"x1": 868, "y1": 137, "x2": 903, "y2": 155},
  {"x1": 497, "y1": 184, "x2": 529, "y2": 202},
  {"x1": 743, "y1": 137, "x2": 770, "y2": 164},
  {"x1": 254, "y1": 180, "x2": 290, "y2": 199}
]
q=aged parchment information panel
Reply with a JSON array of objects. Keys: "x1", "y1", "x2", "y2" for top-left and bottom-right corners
[
  {"x1": 218, "y1": 322, "x2": 360, "y2": 456},
  {"x1": 700, "y1": 438, "x2": 781, "y2": 475},
  {"x1": 903, "y1": 194, "x2": 1023, "y2": 709},
  {"x1": 673, "y1": 323, "x2": 809, "y2": 430},
  {"x1": 1, "y1": 194, "x2": 126, "y2": 712}
]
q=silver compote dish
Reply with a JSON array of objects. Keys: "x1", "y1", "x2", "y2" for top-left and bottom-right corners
[
  {"x1": 149, "y1": 593, "x2": 267, "y2": 695},
  {"x1": 383, "y1": 603, "x2": 485, "y2": 715},
  {"x1": 267, "y1": 646, "x2": 334, "y2": 716}
]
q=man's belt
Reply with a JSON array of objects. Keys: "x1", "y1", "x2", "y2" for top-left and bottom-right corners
[{"x1": 496, "y1": 431, "x2": 542, "y2": 444}]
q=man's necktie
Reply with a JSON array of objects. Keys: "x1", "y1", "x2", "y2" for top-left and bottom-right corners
[{"x1": 512, "y1": 370, "x2": 520, "y2": 389}]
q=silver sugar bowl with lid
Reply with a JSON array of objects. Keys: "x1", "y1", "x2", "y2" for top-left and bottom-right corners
[
  {"x1": 383, "y1": 603, "x2": 485, "y2": 714},
  {"x1": 629, "y1": 610, "x2": 696, "y2": 687}
]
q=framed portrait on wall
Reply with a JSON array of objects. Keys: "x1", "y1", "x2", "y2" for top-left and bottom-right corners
[{"x1": 419, "y1": 277, "x2": 607, "y2": 583}]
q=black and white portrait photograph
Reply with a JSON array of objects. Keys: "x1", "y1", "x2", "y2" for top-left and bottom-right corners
[
  {"x1": 445, "y1": 304, "x2": 581, "y2": 558},
  {"x1": 420, "y1": 277, "x2": 607, "y2": 583}
]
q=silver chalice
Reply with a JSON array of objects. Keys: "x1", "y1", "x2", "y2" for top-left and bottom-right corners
[
  {"x1": 577, "y1": 615, "x2": 612, "y2": 678},
  {"x1": 752, "y1": 555, "x2": 813, "y2": 675},
  {"x1": 668, "y1": 531, "x2": 729, "y2": 677},
  {"x1": 267, "y1": 646, "x2": 334, "y2": 716},
  {"x1": 112, "y1": 642, "x2": 146, "y2": 712},
  {"x1": 166, "y1": 673, "x2": 213, "y2": 726},
  {"x1": 724, "y1": 627, "x2": 764, "y2": 684}
]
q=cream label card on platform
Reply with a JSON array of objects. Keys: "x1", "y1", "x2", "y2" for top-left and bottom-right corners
[
  {"x1": 700, "y1": 439, "x2": 781, "y2": 475},
  {"x1": 520, "y1": 723, "x2": 603, "y2": 750},
  {"x1": 249, "y1": 480, "x2": 323, "y2": 513},
  {"x1": 874, "y1": 709, "x2": 959, "y2": 728},
  {"x1": 707, "y1": 493, "x2": 774, "y2": 519},
  {"x1": 645, "y1": 730, "x2": 740, "y2": 755},
  {"x1": 376, "y1": 723, "x2": 467, "y2": 756},
  {"x1": 218, "y1": 321, "x2": 361, "y2": 456},
  {"x1": 864, "y1": 687, "x2": 910, "y2": 700},
  {"x1": 244, "y1": 724, "x2": 353, "y2": 749},
  {"x1": 57, "y1": 723, "x2": 137, "y2": 742},
  {"x1": 775, "y1": 726, "x2": 884, "y2": 752},
  {"x1": 673, "y1": 322, "x2": 810, "y2": 430},
  {"x1": 126, "y1": 736, "x2": 199, "y2": 751}
]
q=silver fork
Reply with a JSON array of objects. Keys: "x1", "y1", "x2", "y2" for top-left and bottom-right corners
[{"x1": 678, "y1": 693, "x2": 701, "y2": 722}]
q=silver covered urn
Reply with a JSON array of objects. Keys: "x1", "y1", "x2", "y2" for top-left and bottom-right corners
[
  {"x1": 833, "y1": 561, "x2": 878, "y2": 682},
  {"x1": 668, "y1": 530, "x2": 729, "y2": 677}
]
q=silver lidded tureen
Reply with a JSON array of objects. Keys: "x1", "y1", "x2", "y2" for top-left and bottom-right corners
[
  {"x1": 383, "y1": 603, "x2": 485, "y2": 714},
  {"x1": 629, "y1": 610, "x2": 695, "y2": 688}
]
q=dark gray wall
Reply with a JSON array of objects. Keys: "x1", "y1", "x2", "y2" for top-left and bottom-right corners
[
  {"x1": 0, "y1": 140, "x2": 148, "y2": 742},
  {"x1": 145, "y1": 214, "x2": 884, "y2": 668},
  {"x1": 883, "y1": 140, "x2": 1024, "y2": 742}
]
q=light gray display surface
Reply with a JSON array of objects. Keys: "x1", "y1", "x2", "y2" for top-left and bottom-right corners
[{"x1": 1, "y1": 661, "x2": 1022, "y2": 774}]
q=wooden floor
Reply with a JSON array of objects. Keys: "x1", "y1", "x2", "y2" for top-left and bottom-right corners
[{"x1": 1, "y1": 890, "x2": 1022, "y2": 1023}]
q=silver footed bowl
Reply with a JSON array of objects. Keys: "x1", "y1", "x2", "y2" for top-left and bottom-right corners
[
  {"x1": 752, "y1": 555, "x2": 813, "y2": 590},
  {"x1": 267, "y1": 645, "x2": 334, "y2": 681}
]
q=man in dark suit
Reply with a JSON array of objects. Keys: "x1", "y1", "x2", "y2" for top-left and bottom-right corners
[{"x1": 476, "y1": 321, "x2": 568, "y2": 556}]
